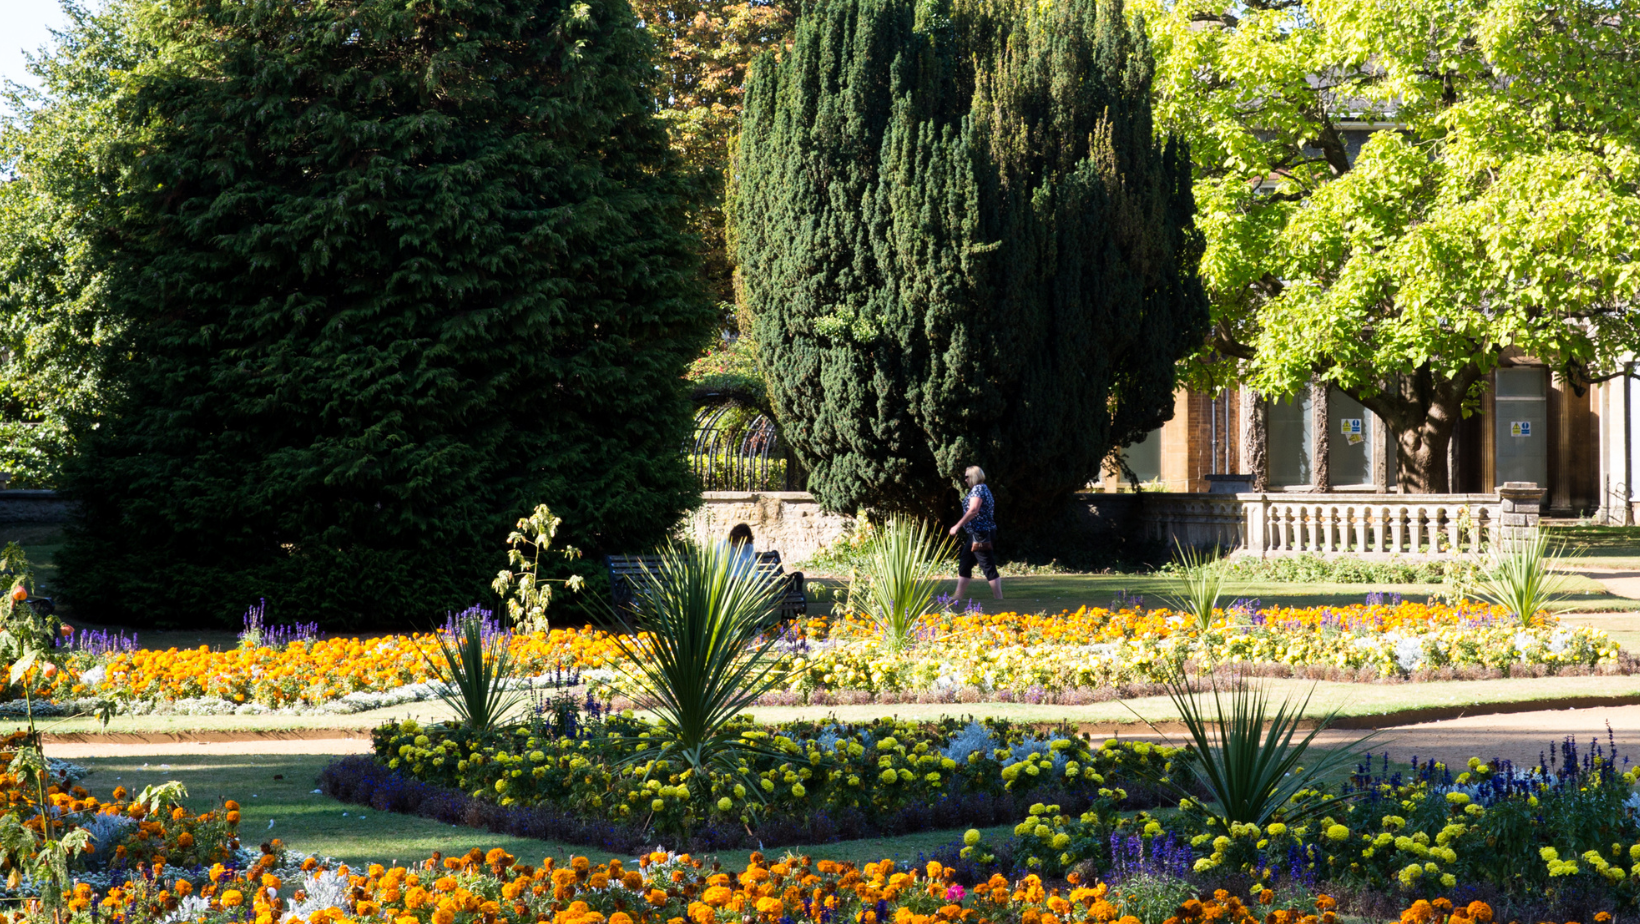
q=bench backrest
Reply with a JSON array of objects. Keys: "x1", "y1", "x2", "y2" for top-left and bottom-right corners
[
  {"x1": 605, "y1": 551, "x2": 785, "y2": 580},
  {"x1": 604, "y1": 551, "x2": 802, "y2": 615}
]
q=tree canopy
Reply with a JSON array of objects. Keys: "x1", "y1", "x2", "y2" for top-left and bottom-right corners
[
  {"x1": 1143, "y1": 0, "x2": 1640, "y2": 491},
  {"x1": 734, "y1": 0, "x2": 1209, "y2": 525},
  {"x1": 0, "y1": 0, "x2": 151, "y2": 488},
  {"x1": 631, "y1": 0, "x2": 796, "y2": 314},
  {"x1": 19, "y1": 0, "x2": 712, "y2": 627}
]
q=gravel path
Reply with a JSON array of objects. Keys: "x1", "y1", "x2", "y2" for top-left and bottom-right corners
[
  {"x1": 1565, "y1": 564, "x2": 1640, "y2": 600},
  {"x1": 47, "y1": 736, "x2": 371, "y2": 759},
  {"x1": 36, "y1": 703, "x2": 1640, "y2": 767},
  {"x1": 1306, "y1": 703, "x2": 1640, "y2": 765}
]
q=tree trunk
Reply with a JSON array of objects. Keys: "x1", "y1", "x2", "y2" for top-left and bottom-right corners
[
  {"x1": 1312, "y1": 381, "x2": 1330, "y2": 493},
  {"x1": 1352, "y1": 365, "x2": 1480, "y2": 494},
  {"x1": 1250, "y1": 395, "x2": 1269, "y2": 492},
  {"x1": 1392, "y1": 417, "x2": 1459, "y2": 492}
]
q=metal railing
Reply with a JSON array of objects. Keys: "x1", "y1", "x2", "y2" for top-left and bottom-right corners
[{"x1": 686, "y1": 406, "x2": 793, "y2": 491}]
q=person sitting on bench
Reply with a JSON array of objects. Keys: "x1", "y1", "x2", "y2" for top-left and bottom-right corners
[{"x1": 725, "y1": 523, "x2": 757, "y2": 576}]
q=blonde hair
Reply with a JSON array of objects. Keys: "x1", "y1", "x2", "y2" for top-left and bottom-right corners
[{"x1": 965, "y1": 465, "x2": 986, "y2": 486}]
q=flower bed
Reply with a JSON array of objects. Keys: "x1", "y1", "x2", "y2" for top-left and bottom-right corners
[
  {"x1": 0, "y1": 733, "x2": 239, "y2": 873},
  {"x1": 357, "y1": 715, "x2": 1177, "y2": 850},
  {"x1": 0, "y1": 731, "x2": 326, "y2": 907},
  {"x1": 959, "y1": 737, "x2": 1640, "y2": 915},
  {"x1": 22, "y1": 600, "x2": 1630, "y2": 716},
  {"x1": 82, "y1": 628, "x2": 611, "y2": 710},
  {"x1": 785, "y1": 603, "x2": 1623, "y2": 695},
  {"x1": 349, "y1": 692, "x2": 1640, "y2": 919},
  {"x1": 49, "y1": 844, "x2": 1593, "y2": 924}
]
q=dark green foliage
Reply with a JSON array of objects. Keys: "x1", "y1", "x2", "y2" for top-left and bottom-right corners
[
  {"x1": 733, "y1": 0, "x2": 1208, "y2": 527},
  {"x1": 55, "y1": 0, "x2": 713, "y2": 628}
]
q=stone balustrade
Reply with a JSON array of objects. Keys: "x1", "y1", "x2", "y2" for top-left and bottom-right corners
[
  {"x1": 1240, "y1": 493, "x2": 1497, "y2": 557},
  {"x1": 1235, "y1": 483, "x2": 1543, "y2": 558}
]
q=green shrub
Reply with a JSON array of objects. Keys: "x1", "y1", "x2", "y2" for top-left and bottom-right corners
[
  {"x1": 52, "y1": 0, "x2": 711, "y2": 629},
  {"x1": 427, "y1": 612, "x2": 528, "y2": 735},
  {"x1": 598, "y1": 542, "x2": 787, "y2": 780},
  {"x1": 734, "y1": 0, "x2": 1209, "y2": 526},
  {"x1": 685, "y1": 452, "x2": 789, "y2": 491},
  {"x1": 1468, "y1": 531, "x2": 1570, "y2": 627},
  {"x1": 1210, "y1": 554, "x2": 1477, "y2": 585},
  {"x1": 686, "y1": 338, "x2": 767, "y2": 411},
  {"x1": 1110, "y1": 873, "x2": 1197, "y2": 924},
  {"x1": 1154, "y1": 675, "x2": 1372, "y2": 828},
  {"x1": 857, "y1": 518, "x2": 954, "y2": 652},
  {"x1": 1161, "y1": 542, "x2": 1232, "y2": 631}
]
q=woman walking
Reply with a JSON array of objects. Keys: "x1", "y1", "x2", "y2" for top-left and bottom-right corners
[{"x1": 949, "y1": 465, "x2": 1002, "y2": 601}]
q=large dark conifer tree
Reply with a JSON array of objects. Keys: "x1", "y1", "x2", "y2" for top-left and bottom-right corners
[
  {"x1": 56, "y1": 0, "x2": 712, "y2": 627},
  {"x1": 733, "y1": 0, "x2": 1208, "y2": 526}
]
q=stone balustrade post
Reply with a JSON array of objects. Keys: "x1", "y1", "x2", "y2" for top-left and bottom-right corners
[{"x1": 1495, "y1": 482, "x2": 1544, "y2": 549}]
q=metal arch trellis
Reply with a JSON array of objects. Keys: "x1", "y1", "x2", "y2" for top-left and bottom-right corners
[{"x1": 687, "y1": 405, "x2": 793, "y2": 491}]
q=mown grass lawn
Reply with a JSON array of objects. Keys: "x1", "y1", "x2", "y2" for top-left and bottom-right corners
[
  {"x1": 69, "y1": 751, "x2": 1012, "y2": 870},
  {"x1": 811, "y1": 572, "x2": 1637, "y2": 615}
]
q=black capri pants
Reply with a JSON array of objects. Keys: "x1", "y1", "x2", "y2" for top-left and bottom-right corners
[{"x1": 959, "y1": 530, "x2": 999, "y2": 580}]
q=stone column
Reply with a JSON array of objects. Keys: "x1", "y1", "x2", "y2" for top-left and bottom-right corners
[
  {"x1": 1370, "y1": 409, "x2": 1388, "y2": 493},
  {"x1": 1598, "y1": 373, "x2": 1633, "y2": 525},
  {"x1": 1238, "y1": 386, "x2": 1254, "y2": 477},
  {"x1": 1312, "y1": 381, "x2": 1330, "y2": 492},
  {"x1": 1496, "y1": 482, "x2": 1545, "y2": 549}
]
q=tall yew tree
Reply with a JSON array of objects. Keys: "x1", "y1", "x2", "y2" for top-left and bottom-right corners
[
  {"x1": 733, "y1": 0, "x2": 1208, "y2": 526},
  {"x1": 54, "y1": 0, "x2": 713, "y2": 627}
]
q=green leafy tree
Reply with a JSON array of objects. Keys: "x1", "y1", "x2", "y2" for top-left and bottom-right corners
[
  {"x1": 0, "y1": 0, "x2": 153, "y2": 487},
  {"x1": 630, "y1": 0, "x2": 797, "y2": 314},
  {"x1": 1144, "y1": 0, "x2": 1640, "y2": 491},
  {"x1": 48, "y1": 0, "x2": 713, "y2": 627},
  {"x1": 733, "y1": 0, "x2": 1209, "y2": 525}
]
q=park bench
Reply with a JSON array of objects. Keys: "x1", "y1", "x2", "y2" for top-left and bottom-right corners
[{"x1": 604, "y1": 551, "x2": 806, "y2": 622}]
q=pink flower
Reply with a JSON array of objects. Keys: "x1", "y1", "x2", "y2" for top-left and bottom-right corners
[{"x1": 946, "y1": 885, "x2": 967, "y2": 902}]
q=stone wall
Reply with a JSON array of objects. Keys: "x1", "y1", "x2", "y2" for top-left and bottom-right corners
[
  {"x1": 0, "y1": 490, "x2": 73, "y2": 526},
  {"x1": 689, "y1": 487, "x2": 1528, "y2": 565},
  {"x1": 684, "y1": 491, "x2": 855, "y2": 566}
]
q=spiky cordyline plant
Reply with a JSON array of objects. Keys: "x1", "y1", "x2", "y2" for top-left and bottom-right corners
[
  {"x1": 1135, "y1": 668, "x2": 1377, "y2": 827},
  {"x1": 857, "y1": 517, "x2": 954, "y2": 652},
  {"x1": 426, "y1": 613, "x2": 527, "y2": 735},
  {"x1": 1161, "y1": 541, "x2": 1230, "y2": 632},
  {"x1": 1469, "y1": 530, "x2": 1570, "y2": 628},
  {"x1": 600, "y1": 541, "x2": 787, "y2": 782}
]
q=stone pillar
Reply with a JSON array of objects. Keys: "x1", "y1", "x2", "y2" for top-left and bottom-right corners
[
  {"x1": 1598, "y1": 373, "x2": 1633, "y2": 525},
  {"x1": 1312, "y1": 381, "x2": 1330, "y2": 492},
  {"x1": 1240, "y1": 492, "x2": 1270, "y2": 557},
  {"x1": 1239, "y1": 386, "x2": 1255, "y2": 477},
  {"x1": 1496, "y1": 482, "x2": 1544, "y2": 548},
  {"x1": 1371, "y1": 409, "x2": 1389, "y2": 493}
]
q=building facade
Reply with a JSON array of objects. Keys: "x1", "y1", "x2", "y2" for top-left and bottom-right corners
[{"x1": 1105, "y1": 361, "x2": 1640, "y2": 522}]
